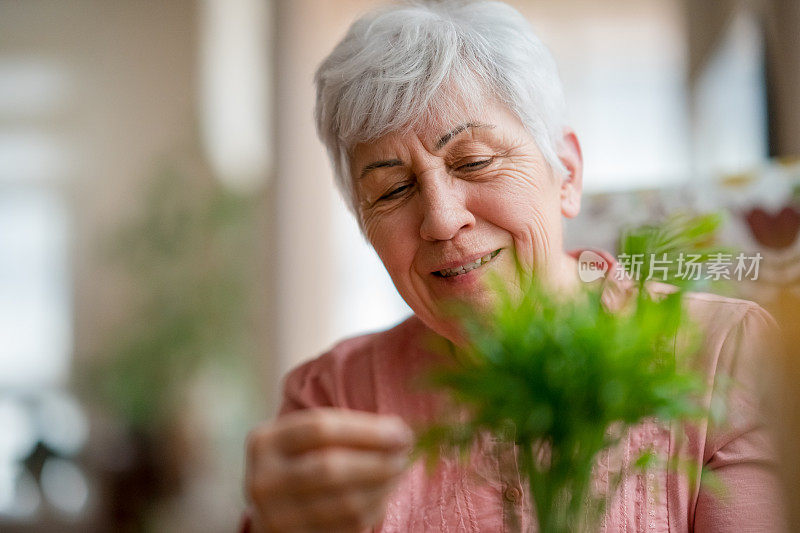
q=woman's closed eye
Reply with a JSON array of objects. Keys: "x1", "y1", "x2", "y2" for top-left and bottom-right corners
[
  {"x1": 379, "y1": 183, "x2": 412, "y2": 201},
  {"x1": 456, "y1": 158, "x2": 493, "y2": 171},
  {"x1": 373, "y1": 158, "x2": 494, "y2": 202}
]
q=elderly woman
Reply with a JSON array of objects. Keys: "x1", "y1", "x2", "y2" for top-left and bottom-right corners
[{"x1": 243, "y1": 1, "x2": 785, "y2": 531}]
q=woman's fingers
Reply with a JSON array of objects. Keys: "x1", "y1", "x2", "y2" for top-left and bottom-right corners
[
  {"x1": 249, "y1": 457, "x2": 404, "y2": 532},
  {"x1": 279, "y1": 447, "x2": 409, "y2": 494},
  {"x1": 246, "y1": 409, "x2": 412, "y2": 497},
  {"x1": 245, "y1": 408, "x2": 414, "y2": 532},
  {"x1": 272, "y1": 408, "x2": 413, "y2": 454}
]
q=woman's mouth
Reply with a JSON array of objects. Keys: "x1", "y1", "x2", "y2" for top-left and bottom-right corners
[{"x1": 433, "y1": 249, "x2": 502, "y2": 278}]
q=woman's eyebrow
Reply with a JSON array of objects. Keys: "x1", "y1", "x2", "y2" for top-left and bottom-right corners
[
  {"x1": 359, "y1": 158, "x2": 404, "y2": 180},
  {"x1": 435, "y1": 122, "x2": 495, "y2": 150}
]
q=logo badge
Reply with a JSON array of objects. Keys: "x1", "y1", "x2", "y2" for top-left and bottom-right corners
[{"x1": 578, "y1": 250, "x2": 609, "y2": 283}]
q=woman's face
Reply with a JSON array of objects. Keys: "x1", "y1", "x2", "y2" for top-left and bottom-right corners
[{"x1": 351, "y1": 100, "x2": 583, "y2": 342}]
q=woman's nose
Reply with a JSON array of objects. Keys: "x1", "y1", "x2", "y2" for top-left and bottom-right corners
[{"x1": 418, "y1": 174, "x2": 475, "y2": 242}]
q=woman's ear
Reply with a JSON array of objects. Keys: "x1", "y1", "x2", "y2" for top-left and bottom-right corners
[{"x1": 557, "y1": 128, "x2": 583, "y2": 219}]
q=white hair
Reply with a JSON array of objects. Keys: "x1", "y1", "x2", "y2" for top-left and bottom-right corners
[{"x1": 314, "y1": 0, "x2": 568, "y2": 218}]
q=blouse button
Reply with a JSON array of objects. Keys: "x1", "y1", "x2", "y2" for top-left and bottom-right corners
[{"x1": 504, "y1": 486, "x2": 522, "y2": 504}]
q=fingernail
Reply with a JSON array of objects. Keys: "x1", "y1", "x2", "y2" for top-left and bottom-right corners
[{"x1": 383, "y1": 419, "x2": 413, "y2": 446}]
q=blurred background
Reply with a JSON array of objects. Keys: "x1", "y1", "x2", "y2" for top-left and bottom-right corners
[{"x1": 1, "y1": 0, "x2": 798, "y2": 531}]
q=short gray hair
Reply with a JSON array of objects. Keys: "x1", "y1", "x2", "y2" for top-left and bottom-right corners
[{"x1": 314, "y1": 0, "x2": 568, "y2": 217}]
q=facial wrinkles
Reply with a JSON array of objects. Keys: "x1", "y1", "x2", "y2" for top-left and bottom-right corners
[
  {"x1": 361, "y1": 112, "x2": 550, "y2": 247},
  {"x1": 369, "y1": 144, "x2": 543, "y2": 265},
  {"x1": 358, "y1": 131, "x2": 460, "y2": 235},
  {"x1": 491, "y1": 149, "x2": 559, "y2": 277},
  {"x1": 526, "y1": 209, "x2": 554, "y2": 269},
  {"x1": 357, "y1": 168, "x2": 406, "y2": 238},
  {"x1": 362, "y1": 196, "x2": 402, "y2": 242}
]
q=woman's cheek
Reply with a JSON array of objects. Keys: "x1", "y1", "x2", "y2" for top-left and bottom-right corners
[{"x1": 368, "y1": 218, "x2": 410, "y2": 267}]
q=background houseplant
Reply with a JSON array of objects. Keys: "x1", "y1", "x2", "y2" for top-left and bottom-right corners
[{"x1": 80, "y1": 161, "x2": 264, "y2": 530}]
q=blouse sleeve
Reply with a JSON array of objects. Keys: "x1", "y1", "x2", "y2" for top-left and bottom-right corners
[
  {"x1": 277, "y1": 354, "x2": 338, "y2": 416},
  {"x1": 693, "y1": 304, "x2": 787, "y2": 532}
]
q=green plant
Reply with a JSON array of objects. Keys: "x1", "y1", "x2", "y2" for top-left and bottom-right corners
[
  {"x1": 617, "y1": 211, "x2": 730, "y2": 287},
  {"x1": 416, "y1": 212, "x2": 725, "y2": 533}
]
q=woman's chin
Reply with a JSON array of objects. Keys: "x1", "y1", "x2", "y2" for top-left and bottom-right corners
[{"x1": 428, "y1": 290, "x2": 502, "y2": 339}]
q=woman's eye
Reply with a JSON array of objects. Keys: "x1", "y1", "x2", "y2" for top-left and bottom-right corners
[
  {"x1": 457, "y1": 158, "x2": 492, "y2": 171},
  {"x1": 379, "y1": 184, "x2": 411, "y2": 201}
]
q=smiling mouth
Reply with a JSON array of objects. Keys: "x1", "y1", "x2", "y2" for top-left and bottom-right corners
[{"x1": 433, "y1": 249, "x2": 502, "y2": 278}]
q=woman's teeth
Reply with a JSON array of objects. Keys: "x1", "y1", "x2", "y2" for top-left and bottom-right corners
[{"x1": 437, "y1": 249, "x2": 501, "y2": 278}]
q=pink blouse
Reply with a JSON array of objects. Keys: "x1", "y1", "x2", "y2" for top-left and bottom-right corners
[{"x1": 245, "y1": 269, "x2": 787, "y2": 531}]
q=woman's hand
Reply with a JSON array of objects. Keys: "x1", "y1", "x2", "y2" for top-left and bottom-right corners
[{"x1": 245, "y1": 407, "x2": 413, "y2": 532}]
